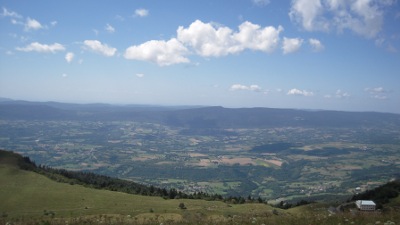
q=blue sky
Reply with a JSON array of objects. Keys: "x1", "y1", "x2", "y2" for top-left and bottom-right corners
[{"x1": 0, "y1": 0, "x2": 399, "y2": 113}]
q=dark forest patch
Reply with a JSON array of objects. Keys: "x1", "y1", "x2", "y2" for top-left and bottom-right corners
[{"x1": 250, "y1": 143, "x2": 295, "y2": 153}]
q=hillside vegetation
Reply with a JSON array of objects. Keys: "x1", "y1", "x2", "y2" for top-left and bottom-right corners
[{"x1": 1, "y1": 150, "x2": 400, "y2": 224}]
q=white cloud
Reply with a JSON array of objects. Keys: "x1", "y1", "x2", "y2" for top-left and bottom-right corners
[
  {"x1": 309, "y1": 38, "x2": 324, "y2": 51},
  {"x1": 230, "y1": 84, "x2": 262, "y2": 92},
  {"x1": 289, "y1": 0, "x2": 393, "y2": 38},
  {"x1": 335, "y1": 89, "x2": 350, "y2": 98},
  {"x1": 365, "y1": 87, "x2": 388, "y2": 100},
  {"x1": 136, "y1": 73, "x2": 144, "y2": 78},
  {"x1": 365, "y1": 86, "x2": 390, "y2": 99},
  {"x1": 83, "y1": 40, "x2": 117, "y2": 57},
  {"x1": 371, "y1": 95, "x2": 388, "y2": 100},
  {"x1": 65, "y1": 52, "x2": 74, "y2": 63},
  {"x1": 289, "y1": 0, "x2": 328, "y2": 32},
  {"x1": 1, "y1": 7, "x2": 22, "y2": 18},
  {"x1": 177, "y1": 20, "x2": 239, "y2": 57},
  {"x1": 287, "y1": 88, "x2": 314, "y2": 96},
  {"x1": 230, "y1": 84, "x2": 248, "y2": 91},
  {"x1": 365, "y1": 87, "x2": 386, "y2": 94},
  {"x1": 123, "y1": 20, "x2": 284, "y2": 66},
  {"x1": 177, "y1": 20, "x2": 283, "y2": 57},
  {"x1": 252, "y1": 0, "x2": 271, "y2": 7},
  {"x1": 134, "y1": 8, "x2": 149, "y2": 17},
  {"x1": 25, "y1": 17, "x2": 43, "y2": 31},
  {"x1": 62, "y1": 73, "x2": 68, "y2": 78},
  {"x1": 282, "y1": 37, "x2": 303, "y2": 54},
  {"x1": 16, "y1": 42, "x2": 65, "y2": 53},
  {"x1": 2, "y1": 8, "x2": 55, "y2": 32},
  {"x1": 105, "y1": 23, "x2": 115, "y2": 33},
  {"x1": 124, "y1": 38, "x2": 189, "y2": 66},
  {"x1": 234, "y1": 21, "x2": 284, "y2": 53},
  {"x1": 11, "y1": 19, "x2": 22, "y2": 25}
]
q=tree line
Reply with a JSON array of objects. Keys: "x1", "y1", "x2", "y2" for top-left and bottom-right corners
[{"x1": 13, "y1": 151, "x2": 264, "y2": 203}]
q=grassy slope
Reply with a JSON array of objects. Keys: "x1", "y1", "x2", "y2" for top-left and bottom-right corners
[
  {"x1": 0, "y1": 163, "x2": 279, "y2": 222},
  {"x1": 1, "y1": 150, "x2": 399, "y2": 224}
]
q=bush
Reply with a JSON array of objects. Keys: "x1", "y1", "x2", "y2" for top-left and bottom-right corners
[{"x1": 179, "y1": 203, "x2": 187, "y2": 209}]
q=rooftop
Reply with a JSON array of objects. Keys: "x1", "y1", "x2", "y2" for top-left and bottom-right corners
[{"x1": 359, "y1": 200, "x2": 376, "y2": 205}]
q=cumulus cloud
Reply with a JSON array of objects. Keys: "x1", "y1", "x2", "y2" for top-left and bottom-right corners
[
  {"x1": 282, "y1": 37, "x2": 303, "y2": 54},
  {"x1": 123, "y1": 20, "x2": 284, "y2": 66},
  {"x1": 24, "y1": 17, "x2": 43, "y2": 31},
  {"x1": 124, "y1": 38, "x2": 189, "y2": 66},
  {"x1": 177, "y1": 20, "x2": 239, "y2": 57},
  {"x1": 287, "y1": 88, "x2": 314, "y2": 96},
  {"x1": 83, "y1": 40, "x2": 117, "y2": 57},
  {"x1": 234, "y1": 21, "x2": 284, "y2": 53},
  {"x1": 16, "y1": 42, "x2": 65, "y2": 53},
  {"x1": 252, "y1": 0, "x2": 271, "y2": 7},
  {"x1": 65, "y1": 52, "x2": 74, "y2": 63},
  {"x1": 309, "y1": 38, "x2": 324, "y2": 51},
  {"x1": 289, "y1": 0, "x2": 393, "y2": 38},
  {"x1": 134, "y1": 8, "x2": 149, "y2": 17},
  {"x1": 105, "y1": 23, "x2": 115, "y2": 33},
  {"x1": 177, "y1": 20, "x2": 283, "y2": 57},
  {"x1": 230, "y1": 84, "x2": 262, "y2": 92}
]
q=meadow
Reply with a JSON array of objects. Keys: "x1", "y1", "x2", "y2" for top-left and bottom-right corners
[{"x1": 1, "y1": 157, "x2": 400, "y2": 225}]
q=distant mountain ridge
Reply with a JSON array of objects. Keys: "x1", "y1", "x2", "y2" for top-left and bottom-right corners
[{"x1": 1, "y1": 99, "x2": 399, "y2": 128}]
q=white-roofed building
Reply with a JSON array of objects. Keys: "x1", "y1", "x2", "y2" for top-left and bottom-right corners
[{"x1": 356, "y1": 200, "x2": 376, "y2": 211}]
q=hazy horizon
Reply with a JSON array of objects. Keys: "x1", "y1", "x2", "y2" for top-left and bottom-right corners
[{"x1": 2, "y1": 96, "x2": 400, "y2": 115}]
